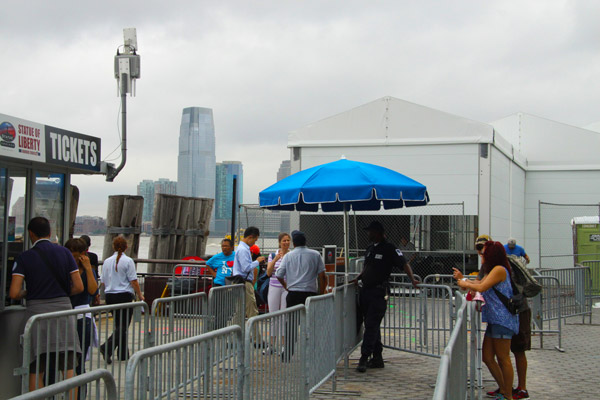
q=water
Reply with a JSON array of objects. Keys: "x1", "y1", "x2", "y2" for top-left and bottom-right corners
[
  {"x1": 87, "y1": 235, "x2": 282, "y2": 273},
  {"x1": 87, "y1": 235, "x2": 224, "y2": 273}
]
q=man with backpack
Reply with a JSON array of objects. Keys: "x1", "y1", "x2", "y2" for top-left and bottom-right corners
[{"x1": 474, "y1": 235, "x2": 534, "y2": 400}]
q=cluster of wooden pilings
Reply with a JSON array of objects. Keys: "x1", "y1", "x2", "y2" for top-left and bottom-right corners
[{"x1": 147, "y1": 194, "x2": 214, "y2": 274}]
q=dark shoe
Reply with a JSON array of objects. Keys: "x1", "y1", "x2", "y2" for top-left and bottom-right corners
[
  {"x1": 486, "y1": 388, "x2": 500, "y2": 398},
  {"x1": 356, "y1": 355, "x2": 368, "y2": 373},
  {"x1": 513, "y1": 387, "x2": 529, "y2": 399},
  {"x1": 99, "y1": 345, "x2": 111, "y2": 365},
  {"x1": 367, "y1": 354, "x2": 384, "y2": 368}
]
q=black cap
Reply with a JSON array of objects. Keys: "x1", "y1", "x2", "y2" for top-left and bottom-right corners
[
  {"x1": 291, "y1": 230, "x2": 306, "y2": 240},
  {"x1": 363, "y1": 221, "x2": 384, "y2": 233}
]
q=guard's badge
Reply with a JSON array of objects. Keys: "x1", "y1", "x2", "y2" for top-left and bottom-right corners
[{"x1": 396, "y1": 249, "x2": 403, "y2": 256}]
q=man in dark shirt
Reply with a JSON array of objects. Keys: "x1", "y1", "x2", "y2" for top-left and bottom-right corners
[{"x1": 355, "y1": 221, "x2": 419, "y2": 372}]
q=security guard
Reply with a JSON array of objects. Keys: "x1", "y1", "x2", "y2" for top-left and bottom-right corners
[{"x1": 354, "y1": 221, "x2": 420, "y2": 373}]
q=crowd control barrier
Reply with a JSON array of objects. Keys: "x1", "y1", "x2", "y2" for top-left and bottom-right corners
[
  {"x1": 538, "y1": 266, "x2": 592, "y2": 323},
  {"x1": 16, "y1": 301, "x2": 150, "y2": 395},
  {"x1": 432, "y1": 294, "x2": 468, "y2": 400},
  {"x1": 150, "y1": 292, "x2": 209, "y2": 346},
  {"x1": 580, "y1": 260, "x2": 600, "y2": 302},
  {"x1": 305, "y1": 293, "x2": 336, "y2": 394},
  {"x1": 389, "y1": 273, "x2": 423, "y2": 285},
  {"x1": 208, "y1": 284, "x2": 245, "y2": 333},
  {"x1": 244, "y1": 305, "x2": 307, "y2": 400},
  {"x1": 124, "y1": 326, "x2": 243, "y2": 400},
  {"x1": 9, "y1": 369, "x2": 117, "y2": 400},
  {"x1": 382, "y1": 283, "x2": 454, "y2": 357},
  {"x1": 530, "y1": 276, "x2": 563, "y2": 351}
]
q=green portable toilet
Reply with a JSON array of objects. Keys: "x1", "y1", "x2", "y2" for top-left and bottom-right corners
[{"x1": 571, "y1": 216, "x2": 600, "y2": 263}]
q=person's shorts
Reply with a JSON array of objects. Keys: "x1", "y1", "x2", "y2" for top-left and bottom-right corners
[
  {"x1": 29, "y1": 351, "x2": 77, "y2": 373},
  {"x1": 485, "y1": 323, "x2": 515, "y2": 340},
  {"x1": 511, "y1": 308, "x2": 532, "y2": 352}
]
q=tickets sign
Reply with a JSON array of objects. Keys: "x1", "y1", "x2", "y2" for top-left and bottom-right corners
[{"x1": 0, "y1": 113, "x2": 101, "y2": 172}]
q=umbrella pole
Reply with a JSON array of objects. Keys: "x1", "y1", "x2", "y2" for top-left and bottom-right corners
[{"x1": 343, "y1": 207, "x2": 350, "y2": 286}]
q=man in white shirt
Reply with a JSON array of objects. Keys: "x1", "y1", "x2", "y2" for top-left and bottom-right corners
[
  {"x1": 233, "y1": 226, "x2": 265, "y2": 318},
  {"x1": 276, "y1": 230, "x2": 326, "y2": 307},
  {"x1": 275, "y1": 230, "x2": 326, "y2": 360}
]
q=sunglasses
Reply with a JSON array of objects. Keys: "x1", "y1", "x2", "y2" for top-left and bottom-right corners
[{"x1": 475, "y1": 243, "x2": 484, "y2": 251}]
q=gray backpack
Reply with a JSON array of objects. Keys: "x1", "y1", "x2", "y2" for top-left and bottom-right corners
[{"x1": 507, "y1": 255, "x2": 542, "y2": 298}]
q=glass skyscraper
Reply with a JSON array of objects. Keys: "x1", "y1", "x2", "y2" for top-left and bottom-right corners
[
  {"x1": 177, "y1": 107, "x2": 216, "y2": 199},
  {"x1": 215, "y1": 161, "x2": 243, "y2": 220},
  {"x1": 137, "y1": 178, "x2": 177, "y2": 222}
]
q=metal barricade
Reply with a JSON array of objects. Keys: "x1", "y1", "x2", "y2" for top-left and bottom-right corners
[
  {"x1": 9, "y1": 369, "x2": 117, "y2": 400},
  {"x1": 208, "y1": 284, "x2": 245, "y2": 334},
  {"x1": 125, "y1": 325, "x2": 243, "y2": 400},
  {"x1": 17, "y1": 302, "x2": 150, "y2": 395},
  {"x1": 151, "y1": 292, "x2": 209, "y2": 346},
  {"x1": 389, "y1": 273, "x2": 422, "y2": 285},
  {"x1": 382, "y1": 283, "x2": 454, "y2": 358},
  {"x1": 468, "y1": 300, "x2": 483, "y2": 400},
  {"x1": 538, "y1": 266, "x2": 592, "y2": 323},
  {"x1": 423, "y1": 273, "x2": 476, "y2": 291},
  {"x1": 170, "y1": 264, "x2": 212, "y2": 297},
  {"x1": 341, "y1": 284, "x2": 362, "y2": 358},
  {"x1": 530, "y1": 276, "x2": 563, "y2": 351},
  {"x1": 580, "y1": 260, "x2": 600, "y2": 302},
  {"x1": 305, "y1": 293, "x2": 336, "y2": 394},
  {"x1": 432, "y1": 294, "x2": 468, "y2": 400},
  {"x1": 244, "y1": 305, "x2": 307, "y2": 400}
]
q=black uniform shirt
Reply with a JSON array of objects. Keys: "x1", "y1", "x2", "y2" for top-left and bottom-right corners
[{"x1": 360, "y1": 240, "x2": 407, "y2": 288}]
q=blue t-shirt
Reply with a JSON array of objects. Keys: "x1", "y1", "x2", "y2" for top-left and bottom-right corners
[
  {"x1": 504, "y1": 244, "x2": 526, "y2": 257},
  {"x1": 206, "y1": 251, "x2": 235, "y2": 286},
  {"x1": 12, "y1": 239, "x2": 79, "y2": 300}
]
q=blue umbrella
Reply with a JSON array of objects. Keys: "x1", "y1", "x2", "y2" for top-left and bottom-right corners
[{"x1": 259, "y1": 158, "x2": 430, "y2": 279}]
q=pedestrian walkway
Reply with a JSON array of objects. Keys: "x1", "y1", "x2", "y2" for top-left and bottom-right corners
[{"x1": 311, "y1": 308, "x2": 600, "y2": 400}]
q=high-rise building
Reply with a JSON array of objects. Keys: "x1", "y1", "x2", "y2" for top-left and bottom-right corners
[
  {"x1": 214, "y1": 161, "x2": 243, "y2": 235},
  {"x1": 277, "y1": 160, "x2": 291, "y2": 181},
  {"x1": 177, "y1": 107, "x2": 216, "y2": 199},
  {"x1": 137, "y1": 178, "x2": 177, "y2": 222}
]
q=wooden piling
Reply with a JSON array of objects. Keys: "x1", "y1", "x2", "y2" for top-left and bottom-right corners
[
  {"x1": 149, "y1": 194, "x2": 214, "y2": 274},
  {"x1": 103, "y1": 195, "x2": 143, "y2": 261}
]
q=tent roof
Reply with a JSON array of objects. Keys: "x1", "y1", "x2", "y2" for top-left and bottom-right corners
[
  {"x1": 490, "y1": 113, "x2": 600, "y2": 171},
  {"x1": 288, "y1": 96, "x2": 494, "y2": 147}
]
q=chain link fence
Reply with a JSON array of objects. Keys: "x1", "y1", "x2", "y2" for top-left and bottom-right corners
[
  {"x1": 538, "y1": 201, "x2": 600, "y2": 268},
  {"x1": 239, "y1": 203, "x2": 478, "y2": 275}
]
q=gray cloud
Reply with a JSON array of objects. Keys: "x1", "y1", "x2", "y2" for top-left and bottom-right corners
[{"x1": 3, "y1": 1, "x2": 600, "y2": 216}]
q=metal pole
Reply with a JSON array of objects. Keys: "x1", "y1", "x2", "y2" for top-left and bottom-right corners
[
  {"x1": 106, "y1": 73, "x2": 128, "y2": 182},
  {"x1": 231, "y1": 175, "x2": 237, "y2": 240},
  {"x1": 538, "y1": 200, "x2": 542, "y2": 269},
  {"x1": 343, "y1": 207, "x2": 350, "y2": 286}
]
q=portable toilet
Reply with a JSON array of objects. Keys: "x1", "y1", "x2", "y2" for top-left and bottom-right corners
[{"x1": 571, "y1": 216, "x2": 600, "y2": 263}]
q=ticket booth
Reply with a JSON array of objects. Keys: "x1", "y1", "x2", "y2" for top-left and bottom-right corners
[{"x1": 0, "y1": 113, "x2": 103, "y2": 396}]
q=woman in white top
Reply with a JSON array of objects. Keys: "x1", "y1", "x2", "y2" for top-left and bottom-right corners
[
  {"x1": 99, "y1": 236, "x2": 144, "y2": 364},
  {"x1": 266, "y1": 233, "x2": 291, "y2": 342}
]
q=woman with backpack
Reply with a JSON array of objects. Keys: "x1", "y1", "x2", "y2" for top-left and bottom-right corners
[{"x1": 453, "y1": 241, "x2": 519, "y2": 400}]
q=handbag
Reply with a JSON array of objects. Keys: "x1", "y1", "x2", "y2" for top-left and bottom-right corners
[
  {"x1": 492, "y1": 277, "x2": 528, "y2": 314},
  {"x1": 225, "y1": 270, "x2": 251, "y2": 285}
]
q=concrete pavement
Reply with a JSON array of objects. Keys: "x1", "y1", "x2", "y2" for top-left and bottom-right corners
[{"x1": 311, "y1": 308, "x2": 600, "y2": 399}]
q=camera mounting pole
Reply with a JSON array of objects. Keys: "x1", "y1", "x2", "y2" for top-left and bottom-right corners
[{"x1": 105, "y1": 28, "x2": 141, "y2": 182}]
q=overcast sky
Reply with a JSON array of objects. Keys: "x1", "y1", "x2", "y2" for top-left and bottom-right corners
[{"x1": 2, "y1": 1, "x2": 600, "y2": 217}]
